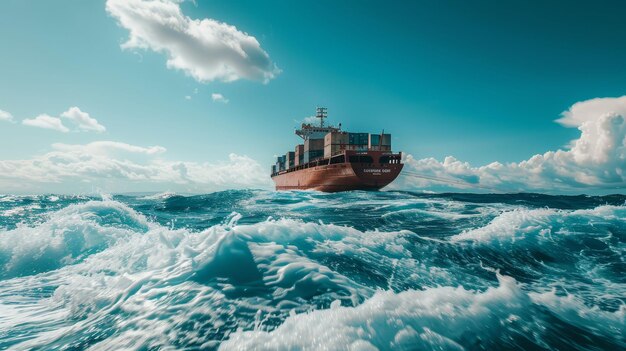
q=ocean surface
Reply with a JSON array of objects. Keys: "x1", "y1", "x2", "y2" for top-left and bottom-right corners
[{"x1": 0, "y1": 190, "x2": 624, "y2": 350}]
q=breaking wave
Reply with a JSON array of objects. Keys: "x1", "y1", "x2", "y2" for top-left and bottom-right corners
[{"x1": 0, "y1": 191, "x2": 624, "y2": 350}]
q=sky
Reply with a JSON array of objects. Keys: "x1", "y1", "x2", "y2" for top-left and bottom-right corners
[{"x1": 1, "y1": 0, "x2": 625, "y2": 194}]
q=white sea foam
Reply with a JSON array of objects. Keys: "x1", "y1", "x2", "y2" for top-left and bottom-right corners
[
  {"x1": 0, "y1": 200, "x2": 149, "y2": 279},
  {"x1": 140, "y1": 191, "x2": 178, "y2": 200},
  {"x1": 220, "y1": 274, "x2": 528, "y2": 350},
  {"x1": 451, "y1": 207, "x2": 558, "y2": 242},
  {"x1": 450, "y1": 204, "x2": 626, "y2": 243},
  {"x1": 221, "y1": 272, "x2": 626, "y2": 351}
]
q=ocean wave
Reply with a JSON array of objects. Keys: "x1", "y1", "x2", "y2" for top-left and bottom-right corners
[
  {"x1": 0, "y1": 199, "x2": 149, "y2": 279},
  {"x1": 451, "y1": 204, "x2": 626, "y2": 243},
  {"x1": 1, "y1": 192, "x2": 624, "y2": 350},
  {"x1": 140, "y1": 191, "x2": 179, "y2": 200},
  {"x1": 1, "y1": 199, "x2": 409, "y2": 349},
  {"x1": 221, "y1": 273, "x2": 625, "y2": 350}
]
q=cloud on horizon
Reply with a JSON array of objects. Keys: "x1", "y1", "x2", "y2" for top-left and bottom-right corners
[
  {"x1": 2, "y1": 97, "x2": 625, "y2": 195},
  {"x1": 21, "y1": 107, "x2": 105, "y2": 133},
  {"x1": 0, "y1": 141, "x2": 270, "y2": 193},
  {"x1": 106, "y1": 0, "x2": 280, "y2": 83},
  {"x1": 392, "y1": 96, "x2": 626, "y2": 194}
]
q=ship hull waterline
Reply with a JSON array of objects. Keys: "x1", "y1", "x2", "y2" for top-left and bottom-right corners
[{"x1": 271, "y1": 162, "x2": 404, "y2": 192}]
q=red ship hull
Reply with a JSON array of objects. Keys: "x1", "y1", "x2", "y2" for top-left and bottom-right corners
[{"x1": 271, "y1": 151, "x2": 403, "y2": 192}]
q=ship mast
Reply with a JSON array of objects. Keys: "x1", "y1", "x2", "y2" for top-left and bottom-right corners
[
  {"x1": 316, "y1": 107, "x2": 327, "y2": 128},
  {"x1": 295, "y1": 106, "x2": 339, "y2": 140}
]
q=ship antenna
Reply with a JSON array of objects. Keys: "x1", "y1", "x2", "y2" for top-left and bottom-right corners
[{"x1": 316, "y1": 107, "x2": 327, "y2": 128}]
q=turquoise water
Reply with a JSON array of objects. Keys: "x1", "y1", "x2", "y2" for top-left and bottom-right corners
[{"x1": 0, "y1": 191, "x2": 624, "y2": 350}]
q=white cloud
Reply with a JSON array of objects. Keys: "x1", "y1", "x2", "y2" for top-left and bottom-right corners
[
  {"x1": 185, "y1": 95, "x2": 192, "y2": 100},
  {"x1": 0, "y1": 141, "x2": 271, "y2": 193},
  {"x1": 393, "y1": 96, "x2": 626, "y2": 193},
  {"x1": 61, "y1": 106, "x2": 106, "y2": 132},
  {"x1": 22, "y1": 114, "x2": 70, "y2": 133},
  {"x1": 0, "y1": 109, "x2": 15, "y2": 123},
  {"x1": 51, "y1": 141, "x2": 166, "y2": 156},
  {"x1": 106, "y1": 0, "x2": 280, "y2": 83},
  {"x1": 211, "y1": 93, "x2": 229, "y2": 104},
  {"x1": 556, "y1": 96, "x2": 626, "y2": 127},
  {"x1": 21, "y1": 107, "x2": 105, "y2": 133},
  {"x1": 301, "y1": 116, "x2": 319, "y2": 125}
]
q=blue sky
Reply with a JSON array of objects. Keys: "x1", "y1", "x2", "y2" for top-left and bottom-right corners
[{"x1": 1, "y1": 0, "x2": 625, "y2": 194}]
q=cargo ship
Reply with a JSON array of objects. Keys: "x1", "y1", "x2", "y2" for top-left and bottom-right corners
[{"x1": 271, "y1": 107, "x2": 403, "y2": 192}]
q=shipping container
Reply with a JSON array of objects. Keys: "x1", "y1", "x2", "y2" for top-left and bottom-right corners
[
  {"x1": 287, "y1": 151, "x2": 295, "y2": 169},
  {"x1": 324, "y1": 144, "x2": 341, "y2": 158},
  {"x1": 271, "y1": 165, "x2": 276, "y2": 174},
  {"x1": 304, "y1": 138, "x2": 324, "y2": 152},
  {"x1": 348, "y1": 132, "x2": 369, "y2": 145},
  {"x1": 294, "y1": 144, "x2": 304, "y2": 166},
  {"x1": 324, "y1": 131, "x2": 349, "y2": 146},
  {"x1": 324, "y1": 132, "x2": 351, "y2": 158},
  {"x1": 324, "y1": 143, "x2": 369, "y2": 158},
  {"x1": 303, "y1": 150, "x2": 324, "y2": 163},
  {"x1": 368, "y1": 133, "x2": 391, "y2": 149},
  {"x1": 276, "y1": 154, "x2": 287, "y2": 172}
]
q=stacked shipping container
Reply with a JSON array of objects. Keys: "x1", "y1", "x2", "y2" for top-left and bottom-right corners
[
  {"x1": 304, "y1": 138, "x2": 324, "y2": 163},
  {"x1": 324, "y1": 132, "x2": 369, "y2": 158},
  {"x1": 368, "y1": 133, "x2": 391, "y2": 151},
  {"x1": 275, "y1": 132, "x2": 393, "y2": 173},
  {"x1": 275, "y1": 155, "x2": 287, "y2": 172},
  {"x1": 287, "y1": 151, "x2": 295, "y2": 169},
  {"x1": 294, "y1": 144, "x2": 304, "y2": 166}
]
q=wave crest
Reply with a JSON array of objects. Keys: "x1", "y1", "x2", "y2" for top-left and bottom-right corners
[{"x1": 0, "y1": 199, "x2": 149, "y2": 279}]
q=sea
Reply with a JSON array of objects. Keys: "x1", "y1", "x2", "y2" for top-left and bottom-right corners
[{"x1": 0, "y1": 190, "x2": 624, "y2": 350}]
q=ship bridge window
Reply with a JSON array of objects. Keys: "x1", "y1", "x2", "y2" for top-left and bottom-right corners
[{"x1": 349, "y1": 155, "x2": 374, "y2": 164}]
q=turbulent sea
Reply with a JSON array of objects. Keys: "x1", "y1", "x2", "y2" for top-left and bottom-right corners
[{"x1": 0, "y1": 190, "x2": 624, "y2": 351}]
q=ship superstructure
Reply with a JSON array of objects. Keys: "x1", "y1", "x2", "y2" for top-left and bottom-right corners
[{"x1": 271, "y1": 107, "x2": 403, "y2": 192}]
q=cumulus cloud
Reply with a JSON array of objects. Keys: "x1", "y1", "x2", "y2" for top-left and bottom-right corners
[
  {"x1": 211, "y1": 93, "x2": 229, "y2": 103},
  {"x1": 22, "y1": 114, "x2": 70, "y2": 133},
  {"x1": 393, "y1": 96, "x2": 626, "y2": 194},
  {"x1": 0, "y1": 141, "x2": 271, "y2": 193},
  {"x1": 61, "y1": 107, "x2": 106, "y2": 132},
  {"x1": 0, "y1": 109, "x2": 15, "y2": 123},
  {"x1": 106, "y1": 0, "x2": 280, "y2": 83},
  {"x1": 21, "y1": 107, "x2": 105, "y2": 133}
]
